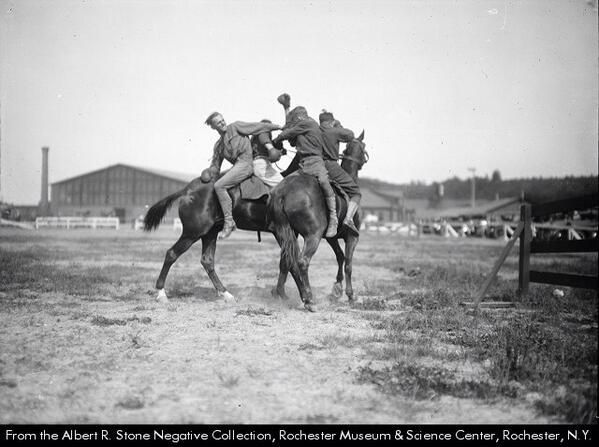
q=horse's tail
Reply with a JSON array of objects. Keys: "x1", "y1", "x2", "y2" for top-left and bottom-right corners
[
  {"x1": 268, "y1": 194, "x2": 299, "y2": 272},
  {"x1": 143, "y1": 188, "x2": 186, "y2": 231}
]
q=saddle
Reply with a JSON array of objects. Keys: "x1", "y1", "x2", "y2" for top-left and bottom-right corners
[
  {"x1": 236, "y1": 175, "x2": 271, "y2": 201},
  {"x1": 283, "y1": 172, "x2": 350, "y2": 221}
]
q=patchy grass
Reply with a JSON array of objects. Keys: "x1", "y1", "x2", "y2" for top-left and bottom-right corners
[
  {"x1": 235, "y1": 307, "x2": 273, "y2": 317},
  {"x1": 357, "y1": 361, "x2": 499, "y2": 400},
  {"x1": 91, "y1": 315, "x2": 152, "y2": 326},
  {"x1": 351, "y1": 240, "x2": 597, "y2": 423},
  {"x1": 350, "y1": 296, "x2": 388, "y2": 311},
  {"x1": 214, "y1": 370, "x2": 240, "y2": 388}
]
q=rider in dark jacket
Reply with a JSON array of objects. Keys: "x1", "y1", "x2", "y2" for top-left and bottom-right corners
[
  {"x1": 319, "y1": 110, "x2": 361, "y2": 236},
  {"x1": 273, "y1": 106, "x2": 338, "y2": 238}
]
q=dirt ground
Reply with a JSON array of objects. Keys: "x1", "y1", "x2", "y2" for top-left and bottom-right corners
[{"x1": 1, "y1": 227, "x2": 594, "y2": 423}]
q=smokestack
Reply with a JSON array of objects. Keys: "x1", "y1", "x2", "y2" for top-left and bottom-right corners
[{"x1": 40, "y1": 146, "x2": 49, "y2": 215}]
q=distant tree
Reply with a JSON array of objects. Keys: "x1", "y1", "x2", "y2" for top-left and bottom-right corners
[{"x1": 492, "y1": 169, "x2": 502, "y2": 182}]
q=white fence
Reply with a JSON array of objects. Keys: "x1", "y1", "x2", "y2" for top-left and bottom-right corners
[
  {"x1": 35, "y1": 217, "x2": 120, "y2": 230},
  {"x1": 364, "y1": 222, "x2": 420, "y2": 236}
]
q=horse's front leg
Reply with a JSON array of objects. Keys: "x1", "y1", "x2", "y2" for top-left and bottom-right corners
[
  {"x1": 201, "y1": 232, "x2": 235, "y2": 302},
  {"x1": 326, "y1": 238, "x2": 345, "y2": 300},
  {"x1": 344, "y1": 235, "x2": 359, "y2": 302},
  {"x1": 155, "y1": 233, "x2": 199, "y2": 302}
]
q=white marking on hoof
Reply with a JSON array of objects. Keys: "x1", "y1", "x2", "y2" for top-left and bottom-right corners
[
  {"x1": 156, "y1": 289, "x2": 168, "y2": 303},
  {"x1": 218, "y1": 290, "x2": 235, "y2": 302}
]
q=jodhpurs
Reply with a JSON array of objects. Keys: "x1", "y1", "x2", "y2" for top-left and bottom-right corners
[
  {"x1": 324, "y1": 160, "x2": 361, "y2": 203},
  {"x1": 213, "y1": 161, "x2": 254, "y2": 221},
  {"x1": 299, "y1": 155, "x2": 334, "y2": 199}
]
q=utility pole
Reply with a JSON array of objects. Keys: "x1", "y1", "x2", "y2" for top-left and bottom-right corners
[{"x1": 468, "y1": 167, "x2": 476, "y2": 208}]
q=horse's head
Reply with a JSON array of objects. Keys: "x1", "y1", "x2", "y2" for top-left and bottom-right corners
[{"x1": 340, "y1": 130, "x2": 369, "y2": 178}]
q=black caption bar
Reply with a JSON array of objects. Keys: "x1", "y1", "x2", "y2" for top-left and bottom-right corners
[{"x1": 2, "y1": 425, "x2": 597, "y2": 446}]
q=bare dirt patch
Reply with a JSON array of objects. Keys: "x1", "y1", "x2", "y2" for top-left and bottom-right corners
[{"x1": 0, "y1": 228, "x2": 595, "y2": 423}]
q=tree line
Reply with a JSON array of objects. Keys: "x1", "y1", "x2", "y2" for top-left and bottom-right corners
[{"x1": 360, "y1": 174, "x2": 598, "y2": 204}]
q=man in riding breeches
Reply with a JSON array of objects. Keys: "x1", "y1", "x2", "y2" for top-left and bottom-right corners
[
  {"x1": 319, "y1": 111, "x2": 361, "y2": 236},
  {"x1": 204, "y1": 112, "x2": 281, "y2": 238},
  {"x1": 272, "y1": 107, "x2": 338, "y2": 238}
]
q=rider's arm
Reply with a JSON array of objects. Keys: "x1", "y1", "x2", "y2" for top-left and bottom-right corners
[
  {"x1": 336, "y1": 127, "x2": 355, "y2": 143},
  {"x1": 208, "y1": 140, "x2": 224, "y2": 175},
  {"x1": 231, "y1": 121, "x2": 281, "y2": 136},
  {"x1": 274, "y1": 119, "x2": 310, "y2": 144}
]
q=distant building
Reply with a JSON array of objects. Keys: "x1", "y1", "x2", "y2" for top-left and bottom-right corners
[
  {"x1": 47, "y1": 164, "x2": 436, "y2": 225},
  {"x1": 50, "y1": 164, "x2": 196, "y2": 223},
  {"x1": 359, "y1": 188, "x2": 403, "y2": 222},
  {"x1": 437, "y1": 197, "x2": 525, "y2": 221}
]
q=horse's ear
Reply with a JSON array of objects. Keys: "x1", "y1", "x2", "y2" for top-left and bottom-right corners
[{"x1": 357, "y1": 130, "x2": 364, "y2": 141}]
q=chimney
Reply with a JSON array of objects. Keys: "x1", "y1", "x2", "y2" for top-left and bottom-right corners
[{"x1": 40, "y1": 146, "x2": 49, "y2": 215}]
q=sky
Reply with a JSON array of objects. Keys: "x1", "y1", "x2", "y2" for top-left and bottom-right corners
[{"x1": 0, "y1": 0, "x2": 597, "y2": 204}]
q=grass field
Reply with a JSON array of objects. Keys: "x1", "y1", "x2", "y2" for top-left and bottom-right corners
[{"x1": 0, "y1": 227, "x2": 596, "y2": 423}]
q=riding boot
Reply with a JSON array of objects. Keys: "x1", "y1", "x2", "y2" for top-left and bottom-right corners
[
  {"x1": 343, "y1": 200, "x2": 360, "y2": 236},
  {"x1": 220, "y1": 218, "x2": 236, "y2": 239},
  {"x1": 325, "y1": 196, "x2": 338, "y2": 238}
]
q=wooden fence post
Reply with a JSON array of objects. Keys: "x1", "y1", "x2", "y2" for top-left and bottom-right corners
[
  {"x1": 472, "y1": 221, "x2": 524, "y2": 310},
  {"x1": 518, "y1": 203, "x2": 532, "y2": 297}
]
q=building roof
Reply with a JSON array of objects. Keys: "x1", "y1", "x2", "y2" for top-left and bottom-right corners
[
  {"x1": 51, "y1": 163, "x2": 197, "y2": 185},
  {"x1": 438, "y1": 197, "x2": 524, "y2": 219},
  {"x1": 360, "y1": 187, "x2": 397, "y2": 209}
]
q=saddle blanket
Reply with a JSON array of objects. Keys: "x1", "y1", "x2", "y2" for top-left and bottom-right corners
[{"x1": 238, "y1": 175, "x2": 270, "y2": 201}]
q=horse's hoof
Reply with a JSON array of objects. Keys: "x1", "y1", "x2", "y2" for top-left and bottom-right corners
[
  {"x1": 304, "y1": 302, "x2": 318, "y2": 312},
  {"x1": 218, "y1": 290, "x2": 235, "y2": 302},
  {"x1": 156, "y1": 289, "x2": 168, "y2": 303},
  {"x1": 348, "y1": 295, "x2": 360, "y2": 305},
  {"x1": 331, "y1": 282, "x2": 343, "y2": 300}
]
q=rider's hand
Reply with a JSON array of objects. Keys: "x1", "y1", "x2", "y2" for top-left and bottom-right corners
[{"x1": 200, "y1": 168, "x2": 213, "y2": 183}]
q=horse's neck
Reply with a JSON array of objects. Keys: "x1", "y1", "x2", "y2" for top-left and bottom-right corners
[{"x1": 342, "y1": 163, "x2": 360, "y2": 182}]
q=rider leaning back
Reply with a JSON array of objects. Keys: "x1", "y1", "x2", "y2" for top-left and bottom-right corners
[{"x1": 203, "y1": 112, "x2": 281, "y2": 239}]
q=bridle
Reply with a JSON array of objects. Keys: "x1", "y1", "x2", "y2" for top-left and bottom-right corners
[{"x1": 341, "y1": 139, "x2": 369, "y2": 169}]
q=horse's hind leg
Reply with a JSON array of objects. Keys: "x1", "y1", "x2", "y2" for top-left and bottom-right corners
[
  {"x1": 155, "y1": 233, "x2": 199, "y2": 302},
  {"x1": 272, "y1": 255, "x2": 291, "y2": 300},
  {"x1": 327, "y1": 238, "x2": 344, "y2": 300},
  {"x1": 298, "y1": 234, "x2": 322, "y2": 312},
  {"x1": 201, "y1": 231, "x2": 234, "y2": 302},
  {"x1": 344, "y1": 235, "x2": 359, "y2": 302},
  {"x1": 272, "y1": 232, "x2": 300, "y2": 301}
]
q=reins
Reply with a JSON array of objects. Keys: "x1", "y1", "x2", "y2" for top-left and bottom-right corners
[{"x1": 341, "y1": 141, "x2": 369, "y2": 169}]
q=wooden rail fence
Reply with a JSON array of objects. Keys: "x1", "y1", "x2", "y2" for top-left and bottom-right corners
[
  {"x1": 473, "y1": 194, "x2": 598, "y2": 309},
  {"x1": 35, "y1": 217, "x2": 120, "y2": 230}
]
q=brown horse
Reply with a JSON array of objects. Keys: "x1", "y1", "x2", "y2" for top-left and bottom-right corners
[
  {"x1": 143, "y1": 176, "x2": 270, "y2": 302},
  {"x1": 267, "y1": 132, "x2": 368, "y2": 311}
]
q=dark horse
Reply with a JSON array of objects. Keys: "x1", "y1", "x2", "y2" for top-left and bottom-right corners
[
  {"x1": 143, "y1": 175, "x2": 270, "y2": 302},
  {"x1": 143, "y1": 133, "x2": 367, "y2": 305},
  {"x1": 268, "y1": 132, "x2": 368, "y2": 311}
]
